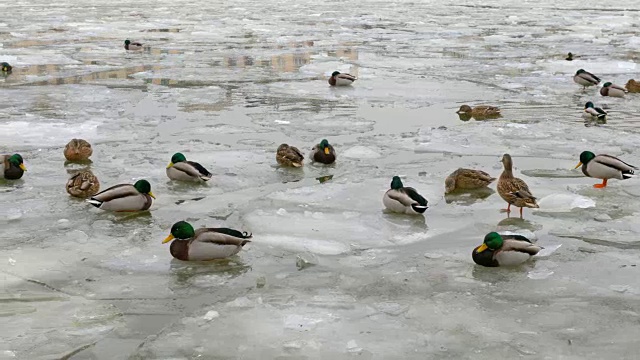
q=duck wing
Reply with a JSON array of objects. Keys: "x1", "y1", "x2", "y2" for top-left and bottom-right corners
[
  {"x1": 186, "y1": 161, "x2": 213, "y2": 178},
  {"x1": 501, "y1": 239, "x2": 542, "y2": 255},
  {"x1": 579, "y1": 71, "x2": 600, "y2": 84},
  {"x1": 595, "y1": 154, "x2": 638, "y2": 172},
  {"x1": 195, "y1": 228, "x2": 252, "y2": 246},
  {"x1": 90, "y1": 184, "x2": 137, "y2": 202}
]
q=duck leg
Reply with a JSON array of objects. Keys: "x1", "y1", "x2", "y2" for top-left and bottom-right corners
[
  {"x1": 519, "y1": 207, "x2": 524, "y2": 219},
  {"x1": 593, "y1": 179, "x2": 608, "y2": 188},
  {"x1": 501, "y1": 203, "x2": 511, "y2": 213}
]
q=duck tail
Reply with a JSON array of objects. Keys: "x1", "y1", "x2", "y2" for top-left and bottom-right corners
[
  {"x1": 86, "y1": 198, "x2": 102, "y2": 208},
  {"x1": 622, "y1": 171, "x2": 636, "y2": 180},
  {"x1": 411, "y1": 204, "x2": 428, "y2": 213}
]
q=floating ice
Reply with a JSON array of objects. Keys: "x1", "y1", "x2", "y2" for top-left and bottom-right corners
[
  {"x1": 537, "y1": 193, "x2": 596, "y2": 212},
  {"x1": 342, "y1": 146, "x2": 381, "y2": 159}
]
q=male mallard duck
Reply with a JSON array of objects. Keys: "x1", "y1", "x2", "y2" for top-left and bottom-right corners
[
  {"x1": 574, "y1": 151, "x2": 637, "y2": 188},
  {"x1": 1, "y1": 62, "x2": 12, "y2": 73},
  {"x1": 86, "y1": 179, "x2": 155, "y2": 211},
  {"x1": 328, "y1": 71, "x2": 356, "y2": 86},
  {"x1": 625, "y1": 79, "x2": 640, "y2": 93},
  {"x1": 276, "y1": 144, "x2": 304, "y2": 167},
  {"x1": 383, "y1": 176, "x2": 428, "y2": 215},
  {"x1": 310, "y1": 139, "x2": 336, "y2": 165},
  {"x1": 166, "y1": 152, "x2": 212, "y2": 182},
  {"x1": 66, "y1": 170, "x2": 100, "y2": 198},
  {"x1": 124, "y1": 39, "x2": 143, "y2": 51},
  {"x1": 565, "y1": 52, "x2": 574, "y2": 61},
  {"x1": 472, "y1": 232, "x2": 541, "y2": 267},
  {"x1": 600, "y1": 82, "x2": 627, "y2": 98},
  {"x1": 162, "y1": 221, "x2": 252, "y2": 261},
  {"x1": 456, "y1": 105, "x2": 501, "y2": 119},
  {"x1": 64, "y1": 139, "x2": 93, "y2": 161},
  {"x1": 573, "y1": 69, "x2": 600, "y2": 89},
  {"x1": 497, "y1": 154, "x2": 539, "y2": 218},
  {"x1": 1, "y1": 154, "x2": 26, "y2": 180},
  {"x1": 583, "y1": 101, "x2": 607, "y2": 119},
  {"x1": 445, "y1": 168, "x2": 496, "y2": 194}
]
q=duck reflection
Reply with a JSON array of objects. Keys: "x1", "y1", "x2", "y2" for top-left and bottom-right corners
[
  {"x1": 444, "y1": 187, "x2": 495, "y2": 205},
  {"x1": 169, "y1": 257, "x2": 251, "y2": 289}
]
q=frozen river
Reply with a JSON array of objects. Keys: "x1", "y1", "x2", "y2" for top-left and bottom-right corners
[{"x1": 2, "y1": 0, "x2": 640, "y2": 358}]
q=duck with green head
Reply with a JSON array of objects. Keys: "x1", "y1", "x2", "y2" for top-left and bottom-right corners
[
  {"x1": 166, "y1": 152, "x2": 212, "y2": 182},
  {"x1": 310, "y1": 139, "x2": 336, "y2": 165},
  {"x1": 574, "y1": 151, "x2": 637, "y2": 188},
  {"x1": 124, "y1": 39, "x2": 143, "y2": 51},
  {"x1": 566, "y1": 52, "x2": 574, "y2": 61},
  {"x1": 163, "y1": 221, "x2": 252, "y2": 261},
  {"x1": 383, "y1": 176, "x2": 428, "y2": 215},
  {"x1": 1, "y1": 154, "x2": 26, "y2": 180},
  {"x1": 328, "y1": 71, "x2": 357, "y2": 86},
  {"x1": 573, "y1": 69, "x2": 600, "y2": 89},
  {"x1": 583, "y1": 101, "x2": 607, "y2": 120},
  {"x1": 87, "y1": 179, "x2": 155, "y2": 211},
  {"x1": 472, "y1": 232, "x2": 542, "y2": 267},
  {"x1": 1, "y1": 62, "x2": 12, "y2": 73},
  {"x1": 497, "y1": 154, "x2": 539, "y2": 218},
  {"x1": 600, "y1": 82, "x2": 627, "y2": 98}
]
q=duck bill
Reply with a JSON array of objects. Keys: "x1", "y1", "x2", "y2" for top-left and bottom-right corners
[
  {"x1": 324, "y1": 147, "x2": 330, "y2": 155},
  {"x1": 574, "y1": 162, "x2": 582, "y2": 169},
  {"x1": 476, "y1": 244, "x2": 488, "y2": 253},
  {"x1": 19, "y1": 164, "x2": 27, "y2": 171},
  {"x1": 148, "y1": 191, "x2": 156, "y2": 199},
  {"x1": 166, "y1": 162, "x2": 173, "y2": 169},
  {"x1": 162, "y1": 234, "x2": 175, "y2": 244}
]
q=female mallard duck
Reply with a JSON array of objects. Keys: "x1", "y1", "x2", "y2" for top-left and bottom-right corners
[
  {"x1": 1, "y1": 154, "x2": 26, "y2": 180},
  {"x1": 328, "y1": 71, "x2": 357, "y2": 86},
  {"x1": 445, "y1": 168, "x2": 496, "y2": 194},
  {"x1": 162, "y1": 221, "x2": 252, "y2": 261},
  {"x1": 124, "y1": 39, "x2": 143, "y2": 51},
  {"x1": 472, "y1": 232, "x2": 541, "y2": 267},
  {"x1": 456, "y1": 105, "x2": 501, "y2": 120},
  {"x1": 497, "y1": 154, "x2": 539, "y2": 218},
  {"x1": 166, "y1": 152, "x2": 212, "y2": 182},
  {"x1": 565, "y1": 52, "x2": 574, "y2": 61},
  {"x1": 1, "y1": 62, "x2": 12, "y2": 73},
  {"x1": 64, "y1": 139, "x2": 93, "y2": 161},
  {"x1": 574, "y1": 151, "x2": 637, "y2": 188},
  {"x1": 383, "y1": 176, "x2": 428, "y2": 215},
  {"x1": 573, "y1": 69, "x2": 600, "y2": 89},
  {"x1": 625, "y1": 79, "x2": 640, "y2": 93},
  {"x1": 310, "y1": 139, "x2": 336, "y2": 165},
  {"x1": 583, "y1": 101, "x2": 607, "y2": 120},
  {"x1": 87, "y1": 179, "x2": 155, "y2": 211},
  {"x1": 276, "y1": 144, "x2": 304, "y2": 167},
  {"x1": 600, "y1": 82, "x2": 627, "y2": 98},
  {"x1": 66, "y1": 170, "x2": 100, "y2": 198}
]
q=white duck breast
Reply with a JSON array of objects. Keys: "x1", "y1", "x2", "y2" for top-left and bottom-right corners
[
  {"x1": 585, "y1": 107, "x2": 606, "y2": 118},
  {"x1": 335, "y1": 75, "x2": 356, "y2": 86},
  {"x1": 585, "y1": 155, "x2": 637, "y2": 180}
]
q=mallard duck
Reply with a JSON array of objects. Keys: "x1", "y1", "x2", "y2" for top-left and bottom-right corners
[
  {"x1": 573, "y1": 69, "x2": 600, "y2": 89},
  {"x1": 1, "y1": 154, "x2": 26, "y2": 180},
  {"x1": 574, "y1": 151, "x2": 637, "y2": 188},
  {"x1": 162, "y1": 221, "x2": 252, "y2": 261},
  {"x1": 583, "y1": 101, "x2": 607, "y2": 119},
  {"x1": 66, "y1": 170, "x2": 100, "y2": 198},
  {"x1": 625, "y1": 79, "x2": 640, "y2": 93},
  {"x1": 328, "y1": 71, "x2": 356, "y2": 86},
  {"x1": 276, "y1": 144, "x2": 304, "y2": 167},
  {"x1": 472, "y1": 232, "x2": 541, "y2": 267},
  {"x1": 64, "y1": 139, "x2": 93, "y2": 161},
  {"x1": 497, "y1": 154, "x2": 539, "y2": 218},
  {"x1": 445, "y1": 168, "x2": 496, "y2": 194},
  {"x1": 86, "y1": 179, "x2": 155, "y2": 211},
  {"x1": 124, "y1": 39, "x2": 143, "y2": 51},
  {"x1": 565, "y1": 52, "x2": 574, "y2": 61},
  {"x1": 383, "y1": 176, "x2": 428, "y2": 215},
  {"x1": 310, "y1": 139, "x2": 336, "y2": 165},
  {"x1": 456, "y1": 105, "x2": 501, "y2": 119},
  {"x1": 1, "y1": 62, "x2": 12, "y2": 72},
  {"x1": 166, "y1": 152, "x2": 212, "y2": 182},
  {"x1": 600, "y1": 82, "x2": 627, "y2": 98}
]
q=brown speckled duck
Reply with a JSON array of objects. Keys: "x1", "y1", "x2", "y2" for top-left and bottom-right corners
[
  {"x1": 276, "y1": 144, "x2": 304, "y2": 167},
  {"x1": 66, "y1": 170, "x2": 100, "y2": 198},
  {"x1": 625, "y1": 79, "x2": 640, "y2": 93},
  {"x1": 456, "y1": 105, "x2": 501, "y2": 120},
  {"x1": 497, "y1": 154, "x2": 539, "y2": 218},
  {"x1": 445, "y1": 168, "x2": 496, "y2": 194},
  {"x1": 64, "y1": 139, "x2": 93, "y2": 162},
  {"x1": 600, "y1": 82, "x2": 627, "y2": 98},
  {"x1": 310, "y1": 139, "x2": 336, "y2": 165},
  {"x1": 163, "y1": 221, "x2": 252, "y2": 261},
  {"x1": 328, "y1": 71, "x2": 356, "y2": 86}
]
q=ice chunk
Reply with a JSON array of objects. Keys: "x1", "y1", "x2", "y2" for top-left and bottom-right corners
[
  {"x1": 203, "y1": 310, "x2": 220, "y2": 321},
  {"x1": 538, "y1": 193, "x2": 596, "y2": 212},
  {"x1": 342, "y1": 146, "x2": 381, "y2": 159},
  {"x1": 296, "y1": 253, "x2": 318, "y2": 270}
]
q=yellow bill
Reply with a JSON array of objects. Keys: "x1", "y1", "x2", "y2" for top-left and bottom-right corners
[
  {"x1": 574, "y1": 162, "x2": 582, "y2": 169},
  {"x1": 162, "y1": 234, "x2": 175, "y2": 244},
  {"x1": 148, "y1": 191, "x2": 156, "y2": 199},
  {"x1": 166, "y1": 162, "x2": 174, "y2": 169},
  {"x1": 476, "y1": 243, "x2": 488, "y2": 253},
  {"x1": 19, "y1": 164, "x2": 27, "y2": 171},
  {"x1": 324, "y1": 147, "x2": 330, "y2": 155}
]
